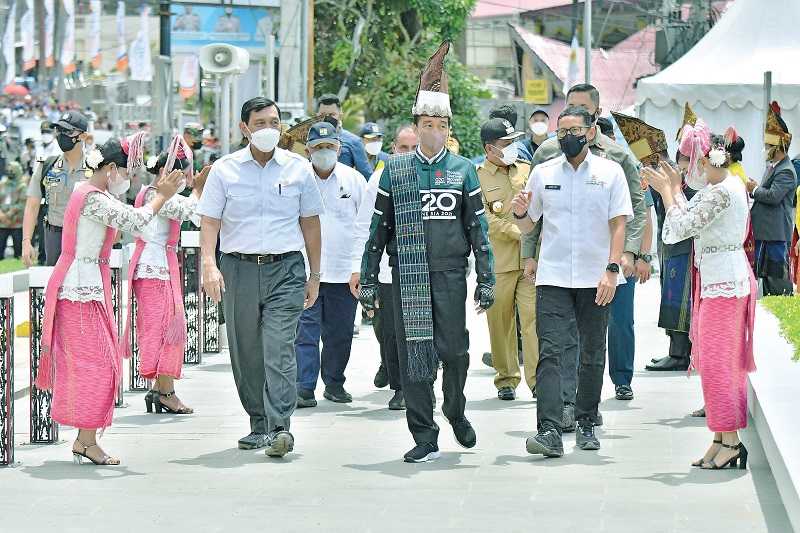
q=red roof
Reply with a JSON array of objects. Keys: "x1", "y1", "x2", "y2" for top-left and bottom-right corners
[
  {"x1": 510, "y1": 24, "x2": 659, "y2": 110},
  {"x1": 472, "y1": 0, "x2": 581, "y2": 19}
]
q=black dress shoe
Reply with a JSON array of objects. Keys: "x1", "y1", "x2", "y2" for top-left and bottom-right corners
[
  {"x1": 615, "y1": 385, "x2": 634, "y2": 401},
  {"x1": 404, "y1": 442, "x2": 440, "y2": 463},
  {"x1": 650, "y1": 355, "x2": 669, "y2": 364},
  {"x1": 323, "y1": 387, "x2": 353, "y2": 403},
  {"x1": 296, "y1": 388, "x2": 317, "y2": 408},
  {"x1": 388, "y1": 390, "x2": 406, "y2": 410},
  {"x1": 498, "y1": 387, "x2": 516, "y2": 401},
  {"x1": 482, "y1": 352, "x2": 493, "y2": 368},
  {"x1": 265, "y1": 428, "x2": 294, "y2": 457},
  {"x1": 451, "y1": 417, "x2": 477, "y2": 448},
  {"x1": 526, "y1": 428, "x2": 563, "y2": 457},
  {"x1": 645, "y1": 356, "x2": 689, "y2": 371},
  {"x1": 373, "y1": 365, "x2": 389, "y2": 388},
  {"x1": 238, "y1": 432, "x2": 269, "y2": 450}
]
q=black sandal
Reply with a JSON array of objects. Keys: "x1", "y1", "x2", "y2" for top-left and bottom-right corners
[
  {"x1": 72, "y1": 439, "x2": 120, "y2": 466},
  {"x1": 690, "y1": 406, "x2": 706, "y2": 418},
  {"x1": 145, "y1": 389, "x2": 159, "y2": 413},
  {"x1": 691, "y1": 439, "x2": 721, "y2": 467},
  {"x1": 155, "y1": 391, "x2": 194, "y2": 415},
  {"x1": 701, "y1": 442, "x2": 748, "y2": 470}
]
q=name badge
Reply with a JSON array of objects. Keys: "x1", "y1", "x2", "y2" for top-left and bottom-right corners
[{"x1": 545, "y1": 184, "x2": 561, "y2": 190}]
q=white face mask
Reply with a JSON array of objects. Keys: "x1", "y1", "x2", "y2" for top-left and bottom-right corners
[
  {"x1": 247, "y1": 126, "x2": 281, "y2": 153},
  {"x1": 530, "y1": 122, "x2": 548, "y2": 137},
  {"x1": 685, "y1": 168, "x2": 708, "y2": 191},
  {"x1": 497, "y1": 143, "x2": 519, "y2": 166},
  {"x1": 41, "y1": 133, "x2": 54, "y2": 145},
  {"x1": 365, "y1": 140, "x2": 383, "y2": 156},
  {"x1": 311, "y1": 148, "x2": 338, "y2": 172},
  {"x1": 107, "y1": 166, "x2": 131, "y2": 196}
]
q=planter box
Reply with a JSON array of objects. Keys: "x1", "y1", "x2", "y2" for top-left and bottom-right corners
[{"x1": 750, "y1": 303, "x2": 800, "y2": 532}]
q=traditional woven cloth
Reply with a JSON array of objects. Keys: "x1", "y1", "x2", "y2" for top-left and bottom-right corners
[
  {"x1": 133, "y1": 278, "x2": 184, "y2": 380},
  {"x1": 51, "y1": 300, "x2": 119, "y2": 430},
  {"x1": 658, "y1": 253, "x2": 692, "y2": 332},
  {"x1": 388, "y1": 152, "x2": 438, "y2": 381}
]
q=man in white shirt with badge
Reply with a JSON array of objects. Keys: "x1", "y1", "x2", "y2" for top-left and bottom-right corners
[
  {"x1": 295, "y1": 122, "x2": 367, "y2": 408},
  {"x1": 198, "y1": 97, "x2": 324, "y2": 458},
  {"x1": 511, "y1": 106, "x2": 632, "y2": 458}
]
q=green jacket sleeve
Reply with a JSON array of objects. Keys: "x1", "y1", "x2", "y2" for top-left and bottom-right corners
[
  {"x1": 359, "y1": 168, "x2": 394, "y2": 286},
  {"x1": 620, "y1": 151, "x2": 646, "y2": 255},
  {"x1": 463, "y1": 166, "x2": 495, "y2": 286}
]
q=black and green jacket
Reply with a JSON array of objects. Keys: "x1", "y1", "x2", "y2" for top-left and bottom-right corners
[{"x1": 361, "y1": 147, "x2": 495, "y2": 286}]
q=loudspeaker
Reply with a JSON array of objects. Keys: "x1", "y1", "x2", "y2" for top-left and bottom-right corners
[{"x1": 199, "y1": 43, "x2": 250, "y2": 75}]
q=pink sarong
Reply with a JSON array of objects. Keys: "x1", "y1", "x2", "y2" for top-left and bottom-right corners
[
  {"x1": 133, "y1": 278, "x2": 184, "y2": 379},
  {"x1": 51, "y1": 300, "x2": 119, "y2": 429}
]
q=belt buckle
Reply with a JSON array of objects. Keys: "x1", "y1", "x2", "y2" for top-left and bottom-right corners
[{"x1": 257, "y1": 255, "x2": 266, "y2": 265}]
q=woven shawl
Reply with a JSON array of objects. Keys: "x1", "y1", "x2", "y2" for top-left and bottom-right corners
[{"x1": 388, "y1": 153, "x2": 438, "y2": 382}]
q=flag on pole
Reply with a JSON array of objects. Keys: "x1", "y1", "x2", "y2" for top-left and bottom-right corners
[
  {"x1": 61, "y1": 0, "x2": 76, "y2": 75},
  {"x1": 88, "y1": 0, "x2": 102, "y2": 69},
  {"x1": 44, "y1": 0, "x2": 54, "y2": 67},
  {"x1": 116, "y1": 1, "x2": 129, "y2": 72},
  {"x1": 129, "y1": 6, "x2": 152, "y2": 82},
  {"x1": 179, "y1": 55, "x2": 200, "y2": 99},
  {"x1": 564, "y1": 33, "x2": 580, "y2": 93},
  {"x1": 21, "y1": 0, "x2": 36, "y2": 71},
  {"x1": 2, "y1": 3, "x2": 16, "y2": 86}
]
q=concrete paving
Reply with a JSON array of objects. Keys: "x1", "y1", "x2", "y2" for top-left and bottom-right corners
[{"x1": 1, "y1": 280, "x2": 793, "y2": 533}]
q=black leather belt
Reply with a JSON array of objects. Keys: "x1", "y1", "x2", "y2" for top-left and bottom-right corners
[
  {"x1": 228, "y1": 251, "x2": 298, "y2": 265},
  {"x1": 45, "y1": 222, "x2": 62, "y2": 232}
]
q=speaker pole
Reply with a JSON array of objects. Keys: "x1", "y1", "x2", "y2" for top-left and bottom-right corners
[
  {"x1": 159, "y1": 0, "x2": 171, "y2": 151},
  {"x1": 221, "y1": 75, "x2": 231, "y2": 155}
]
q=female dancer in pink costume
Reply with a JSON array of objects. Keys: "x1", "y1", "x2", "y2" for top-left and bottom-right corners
[
  {"x1": 644, "y1": 124, "x2": 756, "y2": 470},
  {"x1": 36, "y1": 134, "x2": 183, "y2": 466},
  {"x1": 124, "y1": 136, "x2": 208, "y2": 415}
]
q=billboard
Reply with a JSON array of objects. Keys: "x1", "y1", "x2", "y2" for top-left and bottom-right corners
[{"x1": 171, "y1": 4, "x2": 279, "y2": 57}]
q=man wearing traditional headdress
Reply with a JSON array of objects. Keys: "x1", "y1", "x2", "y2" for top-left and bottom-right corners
[
  {"x1": 748, "y1": 101, "x2": 797, "y2": 296},
  {"x1": 359, "y1": 41, "x2": 495, "y2": 463}
]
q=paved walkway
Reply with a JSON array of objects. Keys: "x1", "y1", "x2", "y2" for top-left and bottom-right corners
[{"x1": 1, "y1": 281, "x2": 793, "y2": 532}]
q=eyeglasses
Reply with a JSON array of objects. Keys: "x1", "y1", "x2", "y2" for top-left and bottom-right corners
[{"x1": 556, "y1": 126, "x2": 590, "y2": 139}]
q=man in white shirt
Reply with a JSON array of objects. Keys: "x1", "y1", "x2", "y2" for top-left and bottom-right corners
[
  {"x1": 512, "y1": 106, "x2": 633, "y2": 457},
  {"x1": 294, "y1": 122, "x2": 367, "y2": 408},
  {"x1": 198, "y1": 97, "x2": 324, "y2": 458}
]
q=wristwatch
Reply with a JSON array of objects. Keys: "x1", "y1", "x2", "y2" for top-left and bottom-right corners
[
  {"x1": 512, "y1": 210, "x2": 528, "y2": 220},
  {"x1": 309, "y1": 272, "x2": 322, "y2": 280},
  {"x1": 638, "y1": 253, "x2": 653, "y2": 263},
  {"x1": 606, "y1": 263, "x2": 620, "y2": 274}
]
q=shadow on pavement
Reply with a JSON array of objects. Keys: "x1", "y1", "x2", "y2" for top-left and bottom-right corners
[
  {"x1": 623, "y1": 468, "x2": 748, "y2": 486},
  {"x1": 494, "y1": 450, "x2": 616, "y2": 467},
  {"x1": 343, "y1": 451, "x2": 478, "y2": 478},
  {"x1": 292, "y1": 403, "x2": 368, "y2": 416},
  {"x1": 465, "y1": 397, "x2": 535, "y2": 411},
  {"x1": 336, "y1": 408, "x2": 406, "y2": 421},
  {"x1": 112, "y1": 414, "x2": 192, "y2": 427},
  {"x1": 171, "y1": 448, "x2": 304, "y2": 469},
  {"x1": 641, "y1": 416, "x2": 707, "y2": 430},
  {"x1": 21, "y1": 461, "x2": 146, "y2": 480},
  {"x1": 598, "y1": 398, "x2": 644, "y2": 412},
  {"x1": 196, "y1": 363, "x2": 233, "y2": 373}
]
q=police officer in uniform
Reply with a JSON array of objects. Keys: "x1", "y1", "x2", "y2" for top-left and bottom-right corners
[
  {"x1": 477, "y1": 118, "x2": 538, "y2": 402},
  {"x1": 22, "y1": 111, "x2": 90, "y2": 266}
]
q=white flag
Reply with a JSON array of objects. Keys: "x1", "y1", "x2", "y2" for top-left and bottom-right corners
[
  {"x1": 88, "y1": 0, "x2": 102, "y2": 69},
  {"x1": 61, "y1": 0, "x2": 76, "y2": 74},
  {"x1": 179, "y1": 55, "x2": 199, "y2": 99},
  {"x1": 21, "y1": 0, "x2": 36, "y2": 71},
  {"x1": 2, "y1": 3, "x2": 16, "y2": 86},
  {"x1": 115, "y1": 1, "x2": 128, "y2": 72},
  {"x1": 129, "y1": 6, "x2": 152, "y2": 82},
  {"x1": 564, "y1": 33, "x2": 580, "y2": 93},
  {"x1": 44, "y1": 0, "x2": 54, "y2": 67}
]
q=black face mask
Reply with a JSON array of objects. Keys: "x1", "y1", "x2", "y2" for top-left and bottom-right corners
[
  {"x1": 56, "y1": 132, "x2": 79, "y2": 152},
  {"x1": 192, "y1": 140, "x2": 202, "y2": 150},
  {"x1": 322, "y1": 115, "x2": 340, "y2": 129},
  {"x1": 559, "y1": 133, "x2": 588, "y2": 158}
]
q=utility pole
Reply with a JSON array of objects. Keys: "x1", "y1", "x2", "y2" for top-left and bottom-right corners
[
  {"x1": 583, "y1": 0, "x2": 591, "y2": 84},
  {"x1": 159, "y1": 0, "x2": 171, "y2": 57}
]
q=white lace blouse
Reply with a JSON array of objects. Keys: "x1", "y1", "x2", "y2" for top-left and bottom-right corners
[
  {"x1": 662, "y1": 174, "x2": 751, "y2": 298},
  {"x1": 58, "y1": 192, "x2": 155, "y2": 302},
  {"x1": 133, "y1": 188, "x2": 200, "y2": 281}
]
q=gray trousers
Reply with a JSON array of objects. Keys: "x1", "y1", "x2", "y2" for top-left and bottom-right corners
[
  {"x1": 221, "y1": 252, "x2": 306, "y2": 434},
  {"x1": 44, "y1": 224, "x2": 62, "y2": 266}
]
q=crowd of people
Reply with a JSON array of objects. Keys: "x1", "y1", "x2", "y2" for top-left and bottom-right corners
[{"x1": 3, "y1": 40, "x2": 799, "y2": 468}]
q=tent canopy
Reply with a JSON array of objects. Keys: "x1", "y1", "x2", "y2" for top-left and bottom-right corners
[{"x1": 636, "y1": 0, "x2": 800, "y2": 178}]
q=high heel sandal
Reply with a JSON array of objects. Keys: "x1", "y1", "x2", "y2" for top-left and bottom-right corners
[
  {"x1": 701, "y1": 442, "x2": 748, "y2": 470},
  {"x1": 692, "y1": 439, "x2": 722, "y2": 467},
  {"x1": 155, "y1": 391, "x2": 194, "y2": 415},
  {"x1": 72, "y1": 439, "x2": 120, "y2": 466},
  {"x1": 145, "y1": 389, "x2": 159, "y2": 413}
]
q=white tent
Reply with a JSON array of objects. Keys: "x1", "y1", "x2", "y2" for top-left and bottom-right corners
[{"x1": 636, "y1": 0, "x2": 800, "y2": 180}]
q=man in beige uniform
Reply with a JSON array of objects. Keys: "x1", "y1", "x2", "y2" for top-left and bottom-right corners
[{"x1": 477, "y1": 118, "x2": 537, "y2": 401}]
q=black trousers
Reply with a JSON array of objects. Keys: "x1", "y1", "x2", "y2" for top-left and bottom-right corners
[
  {"x1": 393, "y1": 267, "x2": 469, "y2": 445},
  {"x1": 0, "y1": 228, "x2": 22, "y2": 259},
  {"x1": 44, "y1": 224, "x2": 62, "y2": 266},
  {"x1": 35, "y1": 207, "x2": 46, "y2": 264},
  {"x1": 667, "y1": 330, "x2": 691, "y2": 359},
  {"x1": 373, "y1": 282, "x2": 402, "y2": 391},
  {"x1": 536, "y1": 285, "x2": 609, "y2": 434}
]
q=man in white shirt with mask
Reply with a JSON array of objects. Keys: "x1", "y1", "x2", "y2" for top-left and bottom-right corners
[{"x1": 294, "y1": 122, "x2": 367, "y2": 408}]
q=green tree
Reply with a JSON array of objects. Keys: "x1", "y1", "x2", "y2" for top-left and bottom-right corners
[{"x1": 314, "y1": 0, "x2": 489, "y2": 158}]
